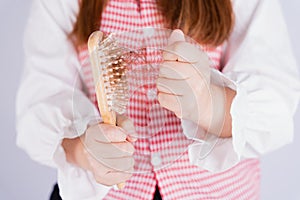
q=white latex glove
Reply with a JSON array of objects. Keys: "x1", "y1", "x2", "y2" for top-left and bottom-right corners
[
  {"x1": 157, "y1": 29, "x2": 231, "y2": 137},
  {"x1": 157, "y1": 29, "x2": 215, "y2": 129},
  {"x1": 79, "y1": 115, "x2": 136, "y2": 187}
]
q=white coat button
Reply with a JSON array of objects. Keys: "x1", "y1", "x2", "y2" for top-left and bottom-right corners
[
  {"x1": 147, "y1": 89, "x2": 157, "y2": 101},
  {"x1": 151, "y1": 153, "x2": 162, "y2": 166}
]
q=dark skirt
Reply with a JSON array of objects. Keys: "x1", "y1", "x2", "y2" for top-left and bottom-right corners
[{"x1": 50, "y1": 183, "x2": 162, "y2": 200}]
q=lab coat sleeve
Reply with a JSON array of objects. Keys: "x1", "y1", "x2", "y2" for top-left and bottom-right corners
[
  {"x1": 182, "y1": 0, "x2": 300, "y2": 172},
  {"x1": 15, "y1": 1, "x2": 110, "y2": 198},
  {"x1": 16, "y1": 0, "x2": 100, "y2": 169}
]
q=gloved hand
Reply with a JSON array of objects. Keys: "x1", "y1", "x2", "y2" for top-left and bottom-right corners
[
  {"x1": 157, "y1": 29, "x2": 227, "y2": 135},
  {"x1": 77, "y1": 115, "x2": 136, "y2": 187}
]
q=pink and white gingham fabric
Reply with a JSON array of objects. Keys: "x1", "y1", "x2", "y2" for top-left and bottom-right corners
[{"x1": 77, "y1": 0, "x2": 260, "y2": 199}]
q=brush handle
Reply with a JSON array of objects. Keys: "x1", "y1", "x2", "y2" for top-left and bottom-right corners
[
  {"x1": 88, "y1": 31, "x2": 125, "y2": 190},
  {"x1": 88, "y1": 31, "x2": 117, "y2": 124}
]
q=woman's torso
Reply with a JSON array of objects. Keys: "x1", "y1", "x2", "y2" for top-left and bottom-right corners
[{"x1": 77, "y1": 0, "x2": 260, "y2": 199}]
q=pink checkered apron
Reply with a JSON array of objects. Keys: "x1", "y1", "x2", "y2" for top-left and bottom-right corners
[{"x1": 77, "y1": 0, "x2": 260, "y2": 199}]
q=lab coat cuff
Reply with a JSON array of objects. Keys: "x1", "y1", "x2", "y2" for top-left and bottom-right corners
[{"x1": 180, "y1": 69, "x2": 250, "y2": 172}]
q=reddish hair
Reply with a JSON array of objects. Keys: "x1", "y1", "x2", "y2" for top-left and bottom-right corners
[{"x1": 71, "y1": 0, "x2": 234, "y2": 47}]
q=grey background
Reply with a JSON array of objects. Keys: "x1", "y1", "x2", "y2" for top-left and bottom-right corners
[{"x1": 0, "y1": 0, "x2": 299, "y2": 199}]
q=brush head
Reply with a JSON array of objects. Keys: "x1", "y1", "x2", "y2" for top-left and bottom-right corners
[
  {"x1": 100, "y1": 34, "x2": 129, "y2": 114},
  {"x1": 88, "y1": 31, "x2": 129, "y2": 119}
]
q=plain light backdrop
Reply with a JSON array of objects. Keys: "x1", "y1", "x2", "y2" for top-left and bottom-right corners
[{"x1": 0, "y1": 0, "x2": 299, "y2": 199}]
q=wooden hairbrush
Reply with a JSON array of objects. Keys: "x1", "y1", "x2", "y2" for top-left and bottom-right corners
[{"x1": 88, "y1": 31, "x2": 129, "y2": 189}]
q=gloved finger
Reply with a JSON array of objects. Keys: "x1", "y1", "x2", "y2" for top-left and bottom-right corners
[
  {"x1": 88, "y1": 123, "x2": 127, "y2": 143},
  {"x1": 167, "y1": 29, "x2": 185, "y2": 45},
  {"x1": 163, "y1": 42, "x2": 201, "y2": 63},
  {"x1": 98, "y1": 156, "x2": 135, "y2": 172},
  {"x1": 102, "y1": 171, "x2": 133, "y2": 186},
  {"x1": 164, "y1": 30, "x2": 211, "y2": 65},
  {"x1": 90, "y1": 141, "x2": 135, "y2": 159},
  {"x1": 159, "y1": 62, "x2": 191, "y2": 80},
  {"x1": 157, "y1": 77, "x2": 191, "y2": 96},
  {"x1": 159, "y1": 61, "x2": 204, "y2": 80},
  {"x1": 164, "y1": 41, "x2": 211, "y2": 65},
  {"x1": 116, "y1": 115, "x2": 137, "y2": 142},
  {"x1": 82, "y1": 124, "x2": 126, "y2": 148},
  {"x1": 81, "y1": 124, "x2": 127, "y2": 145},
  {"x1": 164, "y1": 29, "x2": 187, "y2": 62},
  {"x1": 157, "y1": 92, "x2": 182, "y2": 117},
  {"x1": 86, "y1": 151, "x2": 134, "y2": 173}
]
